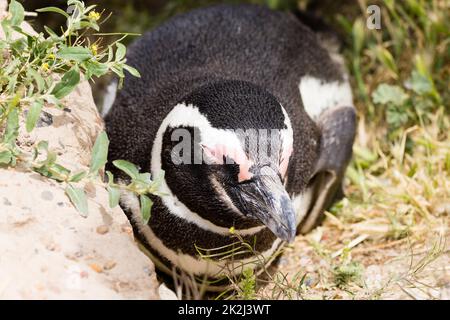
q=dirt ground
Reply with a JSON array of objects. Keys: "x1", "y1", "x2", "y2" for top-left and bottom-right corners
[{"x1": 258, "y1": 219, "x2": 449, "y2": 300}]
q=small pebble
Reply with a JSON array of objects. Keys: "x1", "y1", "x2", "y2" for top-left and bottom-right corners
[
  {"x1": 304, "y1": 276, "x2": 317, "y2": 287},
  {"x1": 121, "y1": 224, "x2": 133, "y2": 234},
  {"x1": 45, "y1": 242, "x2": 57, "y2": 251},
  {"x1": 104, "y1": 261, "x2": 117, "y2": 270},
  {"x1": 36, "y1": 111, "x2": 53, "y2": 127},
  {"x1": 3, "y1": 197, "x2": 12, "y2": 206},
  {"x1": 89, "y1": 263, "x2": 103, "y2": 273},
  {"x1": 96, "y1": 225, "x2": 109, "y2": 234}
]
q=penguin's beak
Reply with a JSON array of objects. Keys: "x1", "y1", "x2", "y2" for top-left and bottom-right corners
[{"x1": 238, "y1": 167, "x2": 297, "y2": 243}]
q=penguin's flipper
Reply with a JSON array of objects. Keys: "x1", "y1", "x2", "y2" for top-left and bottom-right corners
[{"x1": 298, "y1": 105, "x2": 356, "y2": 234}]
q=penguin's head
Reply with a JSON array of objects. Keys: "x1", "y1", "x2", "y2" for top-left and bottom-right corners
[{"x1": 153, "y1": 80, "x2": 299, "y2": 242}]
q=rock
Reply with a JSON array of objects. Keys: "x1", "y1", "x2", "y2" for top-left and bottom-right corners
[
  {"x1": 158, "y1": 283, "x2": 178, "y2": 300},
  {"x1": 0, "y1": 0, "x2": 159, "y2": 299},
  {"x1": 0, "y1": 170, "x2": 159, "y2": 299}
]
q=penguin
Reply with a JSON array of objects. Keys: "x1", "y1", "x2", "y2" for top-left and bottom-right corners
[{"x1": 104, "y1": 4, "x2": 356, "y2": 282}]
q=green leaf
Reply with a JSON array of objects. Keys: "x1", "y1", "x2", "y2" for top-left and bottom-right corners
[
  {"x1": 3, "y1": 108, "x2": 19, "y2": 145},
  {"x1": 123, "y1": 64, "x2": 141, "y2": 78},
  {"x1": 33, "y1": 165, "x2": 49, "y2": 177},
  {"x1": 113, "y1": 160, "x2": 139, "y2": 179},
  {"x1": 48, "y1": 163, "x2": 71, "y2": 181},
  {"x1": 26, "y1": 100, "x2": 44, "y2": 132},
  {"x1": 107, "y1": 45, "x2": 114, "y2": 62},
  {"x1": 386, "y1": 105, "x2": 409, "y2": 129},
  {"x1": 375, "y1": 46, "x2": 398, "y2": 76},
  {"x1": 36, "y1": 7, "x2": 70, "y2": 19},
  {"x1": 408, "y1": 70, "x2": 433, "y2": 95},
  {"x1": 149, "y1": 170, "x2": 164, "y2": 193},
  {"x1": 0, "y1": 151, "x2": 12, "y2": 164},
  {"x1": 43, "y1": 150, "x2": 57, "y2": 166},
  {"x1": 85, "y1": 4, "x2": 98, "y2": 13},
  {"x1": 36, "y1": 140, "x2": 49, "y2": 152},
  {"x1": 140, "y1": 194, "x2": 153, "y2": 224},
  {"x1": 57, "y1": 46, "x2": 92, "y2": 62},
  {"x1": 79, "y1": 20, "x2": 99, "y2": 32},
  {"x1": 335, "y1": 14, "x2": 352, "y2": 35},
  {"x1": 115, "y1": 42, "x2": 126, "y2": 61},
  {"x1": 10, "y1": 37, "x2": 27, "y2": 52},
  {"x1": 135, "y1": 172, "x2": 151, "y2": 184},
  {"x1": 65, "y1": 184, "x2": 88, "y2": 217},
  {"x1": 89, "y1": 131, "x2": 109, "y2": 175},
  {"x1": 353, "y1": 145, "x2": 378, "y2": 168},
  {"x1": 107, "y1": 185, "x2": 120, "y2": 208},
  {"x1": 352, "y1": 18, "x2": 365, "y2": 54},
  {"x1": 27, "y1": 68, "x2": 45, "y2": 92},
  {"x1": 51, "y1": 66, "x2": 80, "y2": 99},
  {"x1": 7, "y1": 73, "x2": 18, "y2": 93},
  {"x1": 106, "y1": 170, "x2": 114, "y2": 184},
  {"x1": 44, "y1": 26, "x2": 60, "y2": 40},
  {"x1": 69, "y1": 170, "x2": 88, "y2": 182},
  {"x1": 27, "y1": 68, "x2": 45, "y2": 93},
  {"x1": 110, "y1": 65, "x2": 124, "y2": 78},
  {"x1": 84, "y1": 60, "x2": 109, "y2": 79},
  {"x1": 372, "y1": 84, "x2": 409, "y2": 106},
  {"x1": 4, "y1": 58, "x2": 20, "y2": 76},
  {"x1": 1, "y1": 19, "x2": 12, "y2": 41},
  {"x1": 413, "y1": 54, "x2": 429, "y2": 79},
  {"x1": 9, "y1": 0, "x2": 24, "y2": 27},
  {"x1": 0, "y1": 39, "x2": 7, "y2": 49}
]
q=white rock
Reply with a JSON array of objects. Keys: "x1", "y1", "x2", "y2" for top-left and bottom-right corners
[
  {"x1": 0, "y1": 170, "x2": 159, "y2": 299},
  {"x1": 158, "y1": 283, "x2": 178, "y2": 300}
]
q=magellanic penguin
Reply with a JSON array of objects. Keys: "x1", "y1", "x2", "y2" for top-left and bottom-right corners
[{"x1": 104, "y1": 4, "x2": 356, "y2": 283}]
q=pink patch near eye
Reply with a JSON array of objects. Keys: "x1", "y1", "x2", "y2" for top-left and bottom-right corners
[
  {"x1": 201, "y1": 143, "x2": 253, "y2": 182},
  {"x1": 280, "y1": 145, "x2": 293, "y2": 178}
]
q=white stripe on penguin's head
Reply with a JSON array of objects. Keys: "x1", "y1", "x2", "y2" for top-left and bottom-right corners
[
  {"x1": 279, "y1": 104, "x2": 294, "y2": 179},
  {"x1": 151, "y1": 103, "x2": 249, "y2": 174},
  {"x1": 150, "y1": 103, "x2": 263, "y2": 235}
]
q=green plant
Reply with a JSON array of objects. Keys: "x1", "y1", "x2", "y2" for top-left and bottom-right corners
[
  {"x1": 339, "y1": 0, "x2": 448, "y2": 139},
  {"x1": 0, "y1": 0, "x2": 160, "y2": 221},
  {"x1": 332, "y1": 256, "x2": 364, "y2": 289},
  {"x1": 238, "y1": 268, "x2": 257, "y2": 300},
  {"x1": 0, "y1": 0, "x2": 139, "y2": 130},
  {"x1": 371, "y1": 67, "x2": 440, "y2": 137}
]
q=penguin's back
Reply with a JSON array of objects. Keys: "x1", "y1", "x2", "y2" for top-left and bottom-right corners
[{"x1": 105, "y1": 4, "x2": 343, "y2": 191}]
